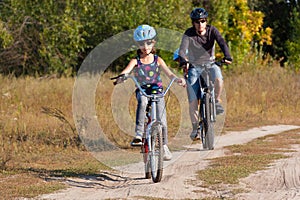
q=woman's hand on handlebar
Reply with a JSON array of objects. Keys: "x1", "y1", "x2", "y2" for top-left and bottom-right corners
[
  {"x1": 215, "y1": 58, "x2": 232, "y2": 67},
  {"x1": 222, "y1": 57, "x2": 232, "y2": 65},
  {"x1": 176, "y1": 77, "x2": 186, "y2": 87},
  {"x1": 223, "y1": 59, "x2": 232, "y2": 65}
]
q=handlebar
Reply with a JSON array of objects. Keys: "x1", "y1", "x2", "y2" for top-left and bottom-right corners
[
  {"x1": 181, "y1": 60, "x2": 229, "y2": 68},
  {"x1": 215, "y1": 61, "x2": 226, "y2": 67},
  {"x1": 111, "y1": 74, "x2": 177, "y2": 99}
]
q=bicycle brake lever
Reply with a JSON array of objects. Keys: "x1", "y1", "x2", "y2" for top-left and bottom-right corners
[{"x1": 111, "y1": 74, "x2": 127, "y2": 85}]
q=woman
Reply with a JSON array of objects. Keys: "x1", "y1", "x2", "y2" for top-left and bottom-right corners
[{"x1": 179, "y1": 8, "x2": 232, "y2": 140}]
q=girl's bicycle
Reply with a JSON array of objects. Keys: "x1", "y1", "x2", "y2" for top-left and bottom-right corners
[{"x1": 111, "y1": 74, "x2": 177, "y2": 183}]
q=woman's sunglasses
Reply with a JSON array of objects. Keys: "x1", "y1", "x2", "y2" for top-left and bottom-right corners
[
  {"x1": 193, "y1": 19, "x2": 207, "y2": 24},
  {"x1": 137, "y1": 40, "x2": 154, "y2": 47}
]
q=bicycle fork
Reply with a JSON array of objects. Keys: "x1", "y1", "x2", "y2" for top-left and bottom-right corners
[
  {"x1": 142, "y1": 99, "x2": 158, "y2": 159},
  {"x1": 209, "y1": 87, "x2": 217, "y2": 122},
  {"x1": 201, "y1": 73, "x2": 217, "y2": 123},
  {"x1": 198, "y1": 85, "x2": 216, "y2": 142}
]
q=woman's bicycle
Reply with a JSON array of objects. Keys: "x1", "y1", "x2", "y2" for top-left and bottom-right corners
[
  {"x1": 195, "y1": 61, "x2": 225, "y2": 150},
  {"x1": 111, "y1": 74, "x2": 177, "y2": 183}
]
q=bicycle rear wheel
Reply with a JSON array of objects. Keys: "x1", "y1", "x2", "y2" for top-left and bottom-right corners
[
  {"x1": 203, "y1": 93, "x2": 215, "y2": 150},
  {"x1": 149, "y1": 123, "x2": 163, "y2": 183}
]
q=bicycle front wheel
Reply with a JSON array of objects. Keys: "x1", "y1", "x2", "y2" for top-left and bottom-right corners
[
  {"x1": 204, "y1": 93, "x2": 215, "y2": 150},
  {"x1": 149, "y1": 123, "x2": 163, "y2": 183},
  {"x1": 142, "y1": 138, "x2": 151, "y2": 179}
]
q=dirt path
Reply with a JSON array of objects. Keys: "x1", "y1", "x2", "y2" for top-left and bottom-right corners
[
  {"x1": 38, "y1": 125, "x2": 300, "y2": 200},
  {"x1": 236, "y1": 144, "x2": 300, "y2": 200}
]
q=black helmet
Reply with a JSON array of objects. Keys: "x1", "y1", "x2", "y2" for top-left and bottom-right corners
[{"x1": 190, "y1": 8, "x2": 208, "y2": 20}]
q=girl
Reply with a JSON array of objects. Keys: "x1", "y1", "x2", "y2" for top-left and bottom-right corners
[{"x1": 116, "y1": 25, "x2": 186, "y2": 160}]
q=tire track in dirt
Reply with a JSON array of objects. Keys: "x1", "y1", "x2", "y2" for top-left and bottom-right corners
[{"x1": 236, "y1": 144, "x2": 300, "y2": 200}]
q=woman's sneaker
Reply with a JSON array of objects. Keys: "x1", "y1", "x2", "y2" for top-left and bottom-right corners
[
  {"x1": 190, "y1": 130, "x2": 200, "y2": 141},
  {"x1": 163, "y1": 145, "x2": 172, "y2": 161},
  {"x1": 216, "y1": 101, "x2": 224, "y2": 115}
]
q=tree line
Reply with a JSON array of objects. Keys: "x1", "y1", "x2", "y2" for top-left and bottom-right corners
[{"x1": 0, "y1": 0, "x2": 299, "y2": 76}]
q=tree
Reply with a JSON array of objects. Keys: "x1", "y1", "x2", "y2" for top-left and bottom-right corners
[
  {"x1": 248, "y1": 0, "x2": 300, "y2": 67},
  {"x1": 0, "y1": 0, "x2": 192, "y2": 76},
  {"x1": 286, "y1": 6, "x2": 300, "y2": 70},
  {"x1": 0, "y1": 0, "x2": 88, "y2": 76}
]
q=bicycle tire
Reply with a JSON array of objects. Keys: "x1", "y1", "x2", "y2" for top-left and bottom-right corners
[
  {"x1": 142, "y1": 138, "x2": 151, "y2": 179},
  {"x1": 145, "y1": 161, "x2": 151, "y2": 179},
  {"x1": 200, "y1": 124, "x2": 207, "y2": 149},
  {"x1": 204, "y1": 93, "x2": 215, "y2": 150},
  {"x1": 143, "y1": 111, "x2": 151, "y2": 179},
  {"x1": 210, "y1": 91, "x2": 217, "y2": 122},
  {"x1": 149, "y1": 123, "x2": 163, "y2": 183},
  {"x1": 199, "y1": 99, "x2": 207, "y2": 149}
]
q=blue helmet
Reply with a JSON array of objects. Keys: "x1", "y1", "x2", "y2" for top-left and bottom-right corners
[
  {"x1": 173, "y1": 49, "x2": 180, "y2": 61},
  {"x1": 133, "y1": 25, "x2": 156, "y2": 42},
  {"x1": 190, "y1": 8, "x2": 208, "y2": 20}
]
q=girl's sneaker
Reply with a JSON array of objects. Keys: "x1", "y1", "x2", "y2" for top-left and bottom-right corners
[
  {"x1": 163, "y1": 144, "x2": 172, "y2": 161},
  {"x1": 131, "y1": 134, "x2": 142, "y2": 146}
]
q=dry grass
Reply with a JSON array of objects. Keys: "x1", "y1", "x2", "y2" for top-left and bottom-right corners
[
  {"x1": 0, "y1": 76, "x2": 77, "y2": 148},
  {"x1": 224, "y1": 63, "x2": 300, "y2": 130},
  {"x1": 0, "y1": 144, "x2": 108, "y2": 199},
  {"x1": 0, "y1": 173, "x2": 65, "y2": 199},
  {"x1": 197, "y1": 128, "x2": 300, "y2": 186},
  {"x1": 0, "y1": 60, "x2": 299, "y2": 198},
  {"x1": 0, "y1": 76, "x2": 106, "y2": 199}
]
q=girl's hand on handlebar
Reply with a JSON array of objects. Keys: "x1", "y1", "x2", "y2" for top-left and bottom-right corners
[
  {"x1": 114, "y1": 77, "x2": 123, "y2": 85},
  {"x1": 110, "y1": 74, "x2": 127, "y2": 85}
]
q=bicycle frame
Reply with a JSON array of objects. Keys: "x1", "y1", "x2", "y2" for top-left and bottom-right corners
[
  {"x1": 111, "y1": 74, "x2": 177, "y2": 182},
  {"x1": 199, "y1": 64, "x2": 216, "y2": 123},
  {"x1": 129, "y1": 75, "x2": 176, "y2": 152},
  {"x1": 196, "y1": 63, "x2": 217, "y2": 150}
]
